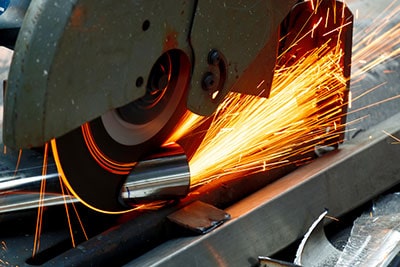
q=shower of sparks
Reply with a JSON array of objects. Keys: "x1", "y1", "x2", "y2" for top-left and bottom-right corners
[
  {"x1": 165, "y1": 111, "x2": 205, "y2": 143},
  {"x1": 187, "y1": 0, "x2": 352, "y2": 186},
  {"x1": 3, "y1": 1, "x2": 399, "y2": 251},
  {"x1": 346, "y1": 1, "x2": 400, "y2": 115},
  {"x1": 183, "y1": 1, "x2": 400, "y2": 186},
  {"x1": 189, "y1": 44, "x2": 347, "y2": 185},
  {"x1": 39, "y1": 0, "x2": 400, "y2": 213},
  {"x1": 352, "y1": 19, "x2": 400, "y2": 77},
  {"x1": 0, "y1": 3, "x2": 398, "y2": 262}
]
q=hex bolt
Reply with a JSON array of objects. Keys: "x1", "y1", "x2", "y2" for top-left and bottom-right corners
[
  {"x1": 208, "y1": 49, "x2": 221, "y2": 66},
  {"x1": 202, "y1": 72, "x2": 217, "y2": 92}
]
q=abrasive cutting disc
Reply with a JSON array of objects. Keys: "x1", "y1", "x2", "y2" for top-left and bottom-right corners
[{"x1": 52, "y1": 51, "x2": 191, "y2": 213}]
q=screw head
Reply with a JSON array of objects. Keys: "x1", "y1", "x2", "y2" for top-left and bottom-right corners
[
  {"x1": 202, "y1": 72, "x2": 216, "y2": 91},
  {"x1": 208, "y1": 50, "x2": 221, "y2": 66}
]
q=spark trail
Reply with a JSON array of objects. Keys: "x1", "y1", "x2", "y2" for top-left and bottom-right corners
[
  {"x1": 186, "y1": 0, "x2": 400, "y2": 186},
  {"x1": 189, "y1": 45, "x2": 347, "y2": 185}
]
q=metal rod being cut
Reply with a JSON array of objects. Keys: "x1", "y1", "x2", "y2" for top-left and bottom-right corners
[
  {"x1": 121, "y1": 143, "x2": 190, "y2": 205},
  {"x1": 0, "y1": 143, "x2": 190, "y2": 213}
]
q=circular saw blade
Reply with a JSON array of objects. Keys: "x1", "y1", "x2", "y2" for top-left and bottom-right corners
[{"x1": 52, "y1": 51, "x2": 191, "y2": 213}]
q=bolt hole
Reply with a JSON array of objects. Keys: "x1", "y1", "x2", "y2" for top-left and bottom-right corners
[
  {"x1": 136, "y1": 77, "x2": 144, "y2": 87},
  {"x1": 142, "y1": 20, "x2": 150, "y2": 31}
]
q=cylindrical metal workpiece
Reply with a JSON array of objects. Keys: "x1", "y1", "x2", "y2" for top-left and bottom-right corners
[
  {"x1": 121, "y1": 143, "x2": 190, "y2": 205},
  {"x1": 0, "y1": 143, "x2": 190, "y2": 213}
]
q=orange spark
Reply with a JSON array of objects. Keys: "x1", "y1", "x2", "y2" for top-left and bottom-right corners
[
  {"x1": 13, "y1": 149, "x2": 22, "y2": 176},
  {"x1": 166, "y1": 111, "x2": 204, "y2": 143},
  {"x1": 310, "y1": 0, "x2": 315, "y2": 11},
  {"x1": 383, "y1": 130, "x2": 400, "y2": 145},
  {"x1": 322, "y1": 21, "x2": 352, "y2": 37},
  {"x1": 352, "y1": 3, "x2": 400, "y2": 76},
  {"x1": 349, "y1": 95, "x2": 400, "y2": 116},
  {"x1": 348, "y1": 91, "x2": 352, "y2": 109},
  {"x1": 189, "y1": 43, "x2": 347, "y2": 186},
  {"x1": 32, "y1": 143, "x2": 49, "y2": 257},
  {"x1": 1, "y1": 241, "x2": 7, "y2": 251},
  {"x1": 186, "y1": 1, "x2": 400, "y2": 187},
  {"x1": 311, "y1": 17, "x2": 323, "y2": 38},
  {"x1": 58, "y1": 176, "x2": 88, "y2": 247},
  {"x1": 325, "y1": 8, "x2": 330, "y2": 28}
]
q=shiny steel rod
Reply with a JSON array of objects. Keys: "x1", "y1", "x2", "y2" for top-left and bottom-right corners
[
  {"x1": 121, "y1": 143, "x2": 190, "y2": 205},
  {"x1": 0, "y1": 143, "x2": 190, "y2": 213}
]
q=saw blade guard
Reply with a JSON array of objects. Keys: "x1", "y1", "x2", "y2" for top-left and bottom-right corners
[{"x1": 3, "y1": 0, "x2": 300, "y2": 148}]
